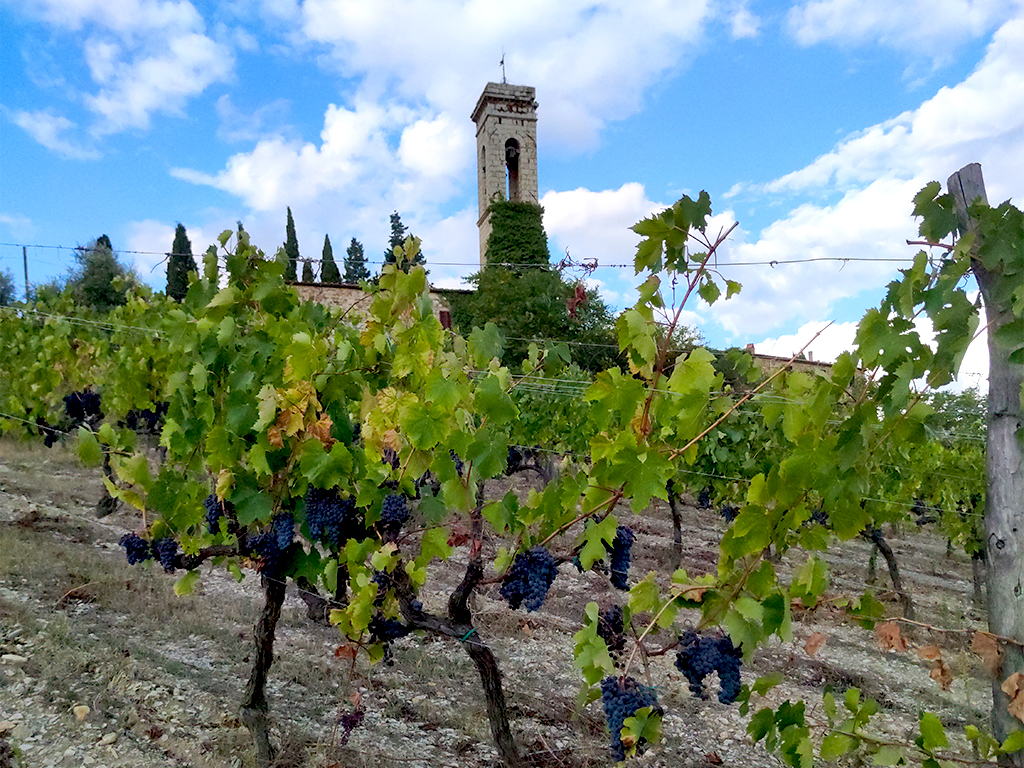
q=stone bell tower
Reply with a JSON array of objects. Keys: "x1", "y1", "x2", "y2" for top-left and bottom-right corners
[{"x1": 471, "y1": 82, "x2": 539, "y2": 266}]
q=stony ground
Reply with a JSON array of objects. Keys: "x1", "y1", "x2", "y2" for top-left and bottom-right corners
[{"x1": 0, "y1": 439, "x2": 995, "y2": 768}]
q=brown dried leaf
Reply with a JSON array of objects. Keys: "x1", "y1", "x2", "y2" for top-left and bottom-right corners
[
  {"x1": 349, "y1": 691, "x2": 363, "y2": 707},
  {"x1": 671, "y1": 583, "x2": 709, "y2": 602},
  {"x1": 917, "y1": 644, "x2": 943, "y2": 661},
  {"x1": 875, "y1": 621, "x2": 908, "y2": 652},
  {"x1": 972, "y1": 631, "x2": 1002, "y2": 677},
  {"x1": 929, "y1": 658, "x2": 954, "y2": 691},
  {"x1": 804, "y1": 632, "x2": 828, "y2": 656},
  {"x1": 567, "y1": 282, "x2": 588, "y2": 318},
  {"x1": 334, "y1": 644, "x2": 358, "y2": 660},
  {"x1": 1005, "y1": 674, "x2": 1024, "y2": 723},
  {"x1": 267, "y1": 425, "x2": 284, "y2": 449},
  {"x1": 308, "y1": 414, "x2": 335, "y2": 449}
]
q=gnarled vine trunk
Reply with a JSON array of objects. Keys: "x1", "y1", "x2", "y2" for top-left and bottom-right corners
[{"x1": 240, "y1": 574, "x2": 287, "y2": 768}]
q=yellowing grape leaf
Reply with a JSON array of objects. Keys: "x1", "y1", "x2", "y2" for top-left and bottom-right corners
[{"x1": 876, "y1": 622, "x2": 907, "y2": 652}]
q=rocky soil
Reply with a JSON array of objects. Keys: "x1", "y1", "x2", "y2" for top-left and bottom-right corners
[{"x1": 0, "y1": 440, "x2": 995, "y2": 768}]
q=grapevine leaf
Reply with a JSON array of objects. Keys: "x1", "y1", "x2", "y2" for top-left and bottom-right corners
[
  {"x1": 1000, "y1": 730, "x2": 1024, "y2": 754},
  {"x1": 232, "y1": 482, "x2": 272, "y2": 526},
  {"x1": 622, "y1": 707, "x2": 662, "y2": 757},
  {"x1": 174, "y1": 570, "x2": 200, "y2": 596},
  {"x1": 698, "y1": 278, "x2": 721, "y2": 306},
  {"x1": 467, "y1": 323, "x2": 504, "y2": 367},
  {"x1": 918, "y1": 712, "x2": 949, "y2": 750},
  {"x1": 576, "y1": 514, "x2": 618, "y2": 571},
  {"x1": 747, "y1": 708, "x2": 776, "y2": 742},
  {"x1": 76, "y1": 427, "x2": 103, "y2": 467},
  {"x1": 871, "y1": 745, "x2": 905, "y2": 765},
  {"x1": 820, "y1": 733, "x2": 854, "y2": 761},
  {"x1": 628, "y1": 574, "x2": 661, "y2": 614},
  {"x1": 474, "y1": 375, "x2": 517, "y2": 424},
  {"x1": 415, "y1": 527, "x2": 452, "y2": 569}
]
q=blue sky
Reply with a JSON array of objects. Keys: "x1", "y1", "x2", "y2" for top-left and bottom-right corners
[{"x1": 2, "y1": 0, "x2": 1022, "y2": 387}]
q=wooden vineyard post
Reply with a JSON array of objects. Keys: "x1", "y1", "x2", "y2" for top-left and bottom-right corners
[{"x1": 948, "y1": 163, "x2": 1024, "y2": 761}]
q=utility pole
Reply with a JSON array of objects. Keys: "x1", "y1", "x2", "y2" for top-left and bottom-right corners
[{"x1": 23, "y1": 246, "x2": 29, "y2": 301}]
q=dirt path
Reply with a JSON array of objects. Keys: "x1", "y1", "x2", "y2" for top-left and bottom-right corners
[{"x1": 0, "y1": 440, "x2": 995, "y2": 767}]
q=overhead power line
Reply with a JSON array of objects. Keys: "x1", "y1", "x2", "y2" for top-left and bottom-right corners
[{"x1": 0, "y1": 241, "x2": 923, "y2": 271}]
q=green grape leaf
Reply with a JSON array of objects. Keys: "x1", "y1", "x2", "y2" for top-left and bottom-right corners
[{"x1": 76, "y1": 427, "x2": 103, "y2": 467}]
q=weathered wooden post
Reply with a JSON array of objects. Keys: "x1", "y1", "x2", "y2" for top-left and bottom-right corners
[{"x1": 947, "y1": 163, "x2": 1024, "y2": 762}]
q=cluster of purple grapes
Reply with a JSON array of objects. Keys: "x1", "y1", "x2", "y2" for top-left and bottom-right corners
[
  {"x1": 719, "y1": 504, "x2": 739, "y2": 523},
  {"x1": 119, "y1": 533, "x2": 152, "y2": 565},
  {"x1": 500, "y1": 546, "x2": 558, "y2": 612},
  {"x1": 246, "y1": 514, "x2": 294, "y2": 578},
  {"x1": 382, "y1": 447, "x2": 400, "y2": 470},
  {"x1": 697, "y1": 486, "x2": 713, "y2": 509},
  {"x1": 608, "y1": 526, "x2": 635, "y2": 590},
  {"x1": 124, "y1": 402, "x2": 168, "y2": 435},
  {"x1": 504, "y1": 445, "x2": 537, "y2": 475},
  {"x1": 35, "y1": 416, "x2": 61, "y2": 447},
  {"x1": 379, "y1": 493, "x2": 410, "y2": 535},
  {"x1": 336, "y1": 708, "x2": 364, "y2": 745},
  {"x1": 152, "y1": 537, "x2": 179, "y2": 573},
  {"x1": 368, "y1": 614, "x2": 411, "y2": 664},
  {"x1": 600, "y1": 676, "x2": 662, "y2": 762},
  {"x1": 597, "y1": 604, "x2": 626, "y2": 659},
  {"x1": 449, "y1": 449, "x2": 464, "y2": 476},
  {"x1": 204, "y1": 494, "x2": 237, "y2": 535},
  {"x1": 674, "y1": 629, "x2": 743, "y2": 704},
  {"x1": 305, "y1": 486, "x2": 362, "y2": 547},
  {"x1": 64, "y1": 390, "x2": 103, "y2": 425}
]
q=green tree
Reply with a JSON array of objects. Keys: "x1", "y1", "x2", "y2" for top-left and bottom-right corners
[
  {"x1": 301, "y1": 258, "x2": 315, "y2": 283},
  {"x1": 320, "y1": 234, "x2": 341, "y2": 283},
  {"x1": 68, "y1": 235, "x2": 135, "y2": 311},
  {"x1": 450, "y1": 201, "x2": 618, "y2": 370},
  {"x1": 343, "y1": 237, "x2": 369, "y2": 282},
  {"x1": 383, "y1": 212, "x2": 425, "y2": 273},
  {"x1": 282, "y1": 207, "x2": 299, "y2": 282},
  {"x1": 0, "y1": 268, "x2": 16, "y2": 306},
  {"x1": 166, "y1": 223, "x2": 197, "y2": 301}
]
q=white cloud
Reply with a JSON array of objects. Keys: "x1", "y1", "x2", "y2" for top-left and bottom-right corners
[
  {"x1": 787, "y1": 0, "x2": 1022, "y2": 54},
  {"x1": 755, "y1": 320, "x2": 859, "y2": 363},
  {"x1": 215, "y1": 94, "x2": 291, "y2": 143},
  {"x1": 542, "y1": 183, "x2": 664, "y2": 266},
  {"x1": 14, "y1": 0, "x2": 234, "y2": 136},
  {"x1": 173, "y1": 99, "x2": 453, "y2": 214},
  {"x1": 766, "y1": 18, "x2": 1024, "y2": 199},
  {"x1": 703, "y1": 17, "x2": 1024, "y2": 348},
  {"x1": 87, "y1": 33, "x2": 233, "y2": 132},
  {"x1": 730, "y1": 4, "x2": 761, "y2": 39},
  {"x1": 9, "y1": 109, "x2": 100, "y2": 160},
  {"x1": 297, "y1": 0, "x2": 713, "y2": 150}
]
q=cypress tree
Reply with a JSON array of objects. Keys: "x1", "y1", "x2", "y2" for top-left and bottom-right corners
[
  {"x1": 166, "y1": 223, "x2": 197, "y2": 301},
  {"x1": 320, "y1": 235, "x2": 341, "y2": 283},
  {"x1": 382, "y1": 211, "x2": 425, "y2": 273},
  {"x1": 283, "y1": 207, "x2": 299, "y2": 282},
  {"x1": 343, "y1": 238, "x2": 369, "y2": 282},
  {"x1": 301, "y1": 258, "x2": 315, "y2": 283}
]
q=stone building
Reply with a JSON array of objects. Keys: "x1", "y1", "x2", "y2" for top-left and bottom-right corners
[{"x1": 471, "y1": 82, "x2": 539, "y2": 265}]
